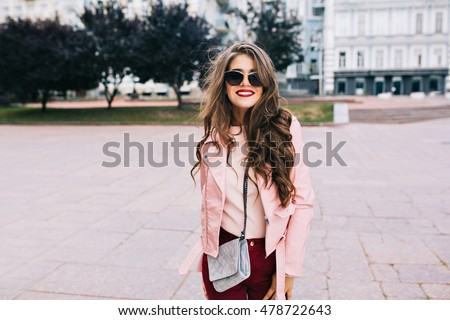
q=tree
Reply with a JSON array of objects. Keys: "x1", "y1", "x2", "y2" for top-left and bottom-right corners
[
  {"x1": 235, "y1": 0, "x2": 303, "y2": 72},
  {"x1": 80, "y1": 1, "x2": 140, "y2": 109},
  {"x1": 0, "y1": 18, "x2": 99, "y2": 111},
  {"x1": 0, "y1": 18, "x2": 37, "y2": 104},
  {"x1": 133, "y1": 0, "x2": 218, "y2": 108}
]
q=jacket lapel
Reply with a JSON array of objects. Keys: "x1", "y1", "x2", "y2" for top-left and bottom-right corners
[
  {"x1": 203, "y1": 132, "x2": 227, "y2": 204},
  {"x1": 257, "y1": 174, "x2": 279, "y2": 218}
]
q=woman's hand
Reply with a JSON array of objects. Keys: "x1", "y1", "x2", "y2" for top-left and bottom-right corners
[{"x1": 262, "y1": 273, "x2": 295, "y2": 300}]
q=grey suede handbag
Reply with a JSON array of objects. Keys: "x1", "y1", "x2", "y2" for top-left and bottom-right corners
[{"x1": 207, "y1": 173, "x2": 251, "y2": 292}]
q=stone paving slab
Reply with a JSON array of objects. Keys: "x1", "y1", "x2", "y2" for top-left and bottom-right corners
[
  {"x1": 328, "y1": 280, "x2": 385, "y2": 299},
  {"x1": 359, "y1": 233, "x2": 442, "y2": 265},
  {"x1": 0, "y1": 289, "x2": 21, "y2": 300},
  {"x1": 395, "y1": 265, "x2": 450, "y2": 284},
  {"x1": 30, "y1": 264, "x2": 181, "y2": 299},
  {"x1": 1, "y1": 117, "x2": 450, "y2": 299},
  {"x1": 380, "y1": 282, "x2": 426, "y2": 300},
  {"x1": 421, "y1": 284, "x2": 450, "y2": 299},
  {"x1": 15, "y1": 291, "x2": 109, "y2": 300}
]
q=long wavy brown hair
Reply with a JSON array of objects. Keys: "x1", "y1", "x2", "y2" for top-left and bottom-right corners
[{"x1": 190, "y1": 42, "x2": 296, "y2": 208}]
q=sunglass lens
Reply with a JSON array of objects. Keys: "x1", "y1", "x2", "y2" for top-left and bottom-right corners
[
  {"x1": 225, "y1": 71, "x2": 243, "y2": 86},
  {"x1": 249, "y1": 74, "x2": 262, "y2": 87}
]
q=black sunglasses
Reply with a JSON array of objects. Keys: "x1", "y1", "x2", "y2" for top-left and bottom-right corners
[{"x1": 224, "y1": 70, "x2": 263, "y2": 87}]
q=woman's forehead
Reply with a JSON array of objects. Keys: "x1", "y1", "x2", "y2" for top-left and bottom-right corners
[{"x1": 229, "y1": 54, "x2": 256, "y2": 71}]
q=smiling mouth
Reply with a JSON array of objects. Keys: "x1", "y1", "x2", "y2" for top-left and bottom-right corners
[{"x1": 236, "y1": 90, "x2": 255, "y2": 97}]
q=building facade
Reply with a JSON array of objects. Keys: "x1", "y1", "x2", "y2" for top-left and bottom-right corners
[
  {"x1": 3, "y1": 0, "x2": 448, "y2": 96},
  {"x1": 0, "y1": 0, "x2": 87, "y2": 25},
  {"x1": 284, "y1": 0, "x2": 325, "y2": 95},
  {"x1": 0, "y1": 0, "x2": 163, "y2": 24},
  {"x1": 324, "y1": 0, "x2": 450, "y2": 96}
]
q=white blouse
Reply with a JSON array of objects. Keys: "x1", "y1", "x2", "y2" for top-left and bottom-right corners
[{"x1": 221, "y1": 125, "x2": 266, "y2": 239}]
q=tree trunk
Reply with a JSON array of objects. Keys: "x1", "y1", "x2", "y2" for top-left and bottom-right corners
[
  {"x1": 102, "y1": 83, "x2": 113, "y2": 110},
  {"x1": 173, "y1": 86, "x2": 183, "y2": 109},
  {"x1": 102, "y1": 80, "x2": 121, "y2": 110},
  {"x1": 41, "y1": 89, "x2": 49, "y2": 112},
  {"x1": 108, "y1": 88, "x2": 118, "y2": 110}
]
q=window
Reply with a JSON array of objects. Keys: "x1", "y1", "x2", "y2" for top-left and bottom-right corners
[
  {"x1": 392, "y1": 78, "x2": 402, "y2": 95},
  {"x1": 337, "y1": 79, "x2": 347, "y2": 95},
  {"x1": 416, "y1": 13, "x2": 423, "y2": 34},
  {"x1": 310, "y1": 59, "x2": 318, "y2": 74},
  {"x1": 337, "y1": 13, "x2": 350, "y2": 36},
  {"x1": 375, "y1": 80, "x2": 384, "y2": 95},
  {"x1": 394, "y1": 11, "x2": 407, "y2": 34},
  {"x1": 429, "y1": 78, "x2": 439, "y2": 92},
  {"x1": 355, "y1": 79, "x2": 365, "y2": 90},
  {"x1": 374, "y1": 11, "x2": 388, "y2": 35},
  {"x1": 375, "y1": 50, "x2": 383, "y2": 68},
  {"x1": 414, "y1": 49, "x2": 423, "y2": 67},
  {"x1": 355, "y1": 78, "x2": 365, "y2": 95},
  {"x1": 358, "y1": 14, "x2": 365, "y2": 36},
  {"x1": 412, "y1": 78, "x2": 422, "y2": 92},
  {"x1": 416, "y1": 51, "x2": 422, "y2": 67},
  {"x1": 436, "y1": 12, "x2": 443, "y2": 33},
  {"x1": 15, "y1": 5, "x2": 22, "y2": 17},
  {"x1": 435, "y1": 49, "x2": 443, "y2": 67},
  {"x1": 2, "y1": 7, "x2": 9, "y2": 19},
  {"x1": 357, "y1": 51, "x2": 364, "y2": 68},
  {"x1": 394, "y1": 50, "x2": 402, "y2": 68},
  {"x1": 339, "y1": 52, "x2": 346, "y2": 68}
]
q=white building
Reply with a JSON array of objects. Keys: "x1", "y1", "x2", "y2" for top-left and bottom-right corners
[
  {"x1": 282, "y1": 0, "x2": 325, "y2": 95},
  {"x1": 324, "y1": 0, "x2": 450, "y2": 96},
  {"x1": 0, "y1": 0, "x2": 87, "y2": 25},
  {"x1": 0, "y1": 0, "x2": 160, "y2": 24}
]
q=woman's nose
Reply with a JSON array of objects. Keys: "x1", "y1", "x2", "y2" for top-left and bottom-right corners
[{"x1": 241, "y1": 75, "x2": 251, "y2": 86}]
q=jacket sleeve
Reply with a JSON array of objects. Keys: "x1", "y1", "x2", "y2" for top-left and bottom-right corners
[{"x1": 284, "y1": 116, "x2": 315, "y2": 277}]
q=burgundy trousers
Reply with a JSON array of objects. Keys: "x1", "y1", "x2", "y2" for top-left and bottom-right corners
[{"x1": 202, "y1": 228, "x2": 276, "y2": 300}]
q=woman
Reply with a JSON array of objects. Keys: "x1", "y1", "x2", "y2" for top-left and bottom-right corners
[{"x1": 179, "y1": 42, "x2": 314, "y2": 300}]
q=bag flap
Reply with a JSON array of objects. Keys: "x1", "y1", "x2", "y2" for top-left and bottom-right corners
[{"x1": 207, "y1": 238, "x2": 240, "y2": 282}]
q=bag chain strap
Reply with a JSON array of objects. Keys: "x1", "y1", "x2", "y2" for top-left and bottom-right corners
[{"x1": 240, "y1": 173, "x2": 248, "y2": 240}]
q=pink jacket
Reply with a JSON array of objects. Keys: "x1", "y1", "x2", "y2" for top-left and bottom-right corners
[{"x1": 179, "y1": 115, "x2": 315, "y2": 300}]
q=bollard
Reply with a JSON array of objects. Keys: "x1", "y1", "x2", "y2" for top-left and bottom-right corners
[{"x1": 333, "y1": 102, "x2": 349, "y2": 124}]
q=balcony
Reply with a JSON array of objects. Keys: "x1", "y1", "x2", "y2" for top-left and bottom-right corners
[
  {"x1": 310, "y1": 63, "x2": 319, "y2": 76},
  {"x1": 312, "y1": 0, "x2": 324, "y2": 16}
]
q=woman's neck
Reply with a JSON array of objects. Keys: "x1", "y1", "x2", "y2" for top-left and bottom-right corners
[{"x1": 231, "y1": 107, "x2": 247, "y2": 126}]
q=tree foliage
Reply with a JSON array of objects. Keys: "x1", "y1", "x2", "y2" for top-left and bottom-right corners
[
  {"x1": 80, "y1": 1, "x2": 140, "y2": 109},
  {"x1": 0, "y1": 1, "x2": 221, "y2": 111},
  {"x1": 235, "y1": 0, "x2": 303, "y2": 72},
  {"x1": 0, "y1": 18, "x2": 99, "y2": 111},
  {"x1": 133, "y1": 0, "x2": 219, "y2": 107}
]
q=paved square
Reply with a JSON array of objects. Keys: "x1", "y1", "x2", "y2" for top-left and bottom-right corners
[{"x1": 1, "y1": 117, "x2": 449, "y2": 299}]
